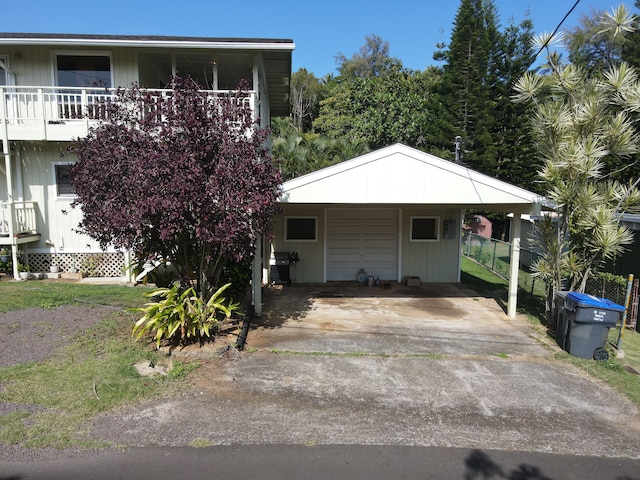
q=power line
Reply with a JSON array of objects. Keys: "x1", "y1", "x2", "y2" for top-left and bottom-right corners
[{"x1": 524, "y1": 0, "x2": 582, "y2": 72}]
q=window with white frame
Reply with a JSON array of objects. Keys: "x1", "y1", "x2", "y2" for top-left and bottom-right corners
[
  {"x1": 410, "y1": 216, "x2": 440, "y2": 242},
  {"x1": 0, "y1": 55, "x2": 9, "y2": 86},
  {"x1": 55, "y1": 53, "x2": 112, "y2": 88},
  {"x1": 53, "y1": 162, "x2": 76, "y2": 198},
  {"x1": 285, "y1": 217, "x2": 317, "y2": 241}
]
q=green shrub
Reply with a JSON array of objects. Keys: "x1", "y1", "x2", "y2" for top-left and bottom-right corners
[
  {"x1": 132, "y1": 283, "x2": 239, "y2": 348},
  {"x1": 220, "y1": 259, "x2": 251, "y2": 303}
]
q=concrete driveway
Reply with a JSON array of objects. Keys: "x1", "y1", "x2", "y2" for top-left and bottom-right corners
[
  {"x1": 88, "y1": 282, "x2": 640, "y2": 459},
  {"x1": 248, "y1": 283, "x2": 548, "y2": 357}
]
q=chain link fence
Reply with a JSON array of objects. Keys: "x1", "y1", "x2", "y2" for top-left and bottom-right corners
[
  {"x1": 461, "y1": 230, "x2": 639, "y2": 350},
  {"x1": 585, "y1": 274, "x2": 638, "y2": 348},
  {"x1": 461, "y1": 230, "x2": 543, "y2": 296}
]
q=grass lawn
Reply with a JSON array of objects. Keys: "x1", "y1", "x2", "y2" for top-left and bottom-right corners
[
  {"x1": 0, "y1": 280, "x2": 151, "y2": 312},
  {"x1": 0, "y1": 280, "x2": 194, "y2": 449}
]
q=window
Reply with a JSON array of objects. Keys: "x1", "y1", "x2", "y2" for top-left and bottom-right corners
[
  {"x1": 56, "y1": 53, "x2": 112, "y2": 88},
  {"x1": 0, "y1": 55, "x2": 8, "y2": 86},
  {"x1": 285, "y1": 217, "x2": 317, "y2": 241},
  {"x1": 410, "y1": 217, "x2": 439, "y2": 242},
  {"x1": 54, "y1": 163, "x2": 75, "y2": 198}
]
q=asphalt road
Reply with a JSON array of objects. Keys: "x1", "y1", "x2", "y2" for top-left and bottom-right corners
[{"x1": 1, "y1": 445, "x2": 639, "y2": 480}]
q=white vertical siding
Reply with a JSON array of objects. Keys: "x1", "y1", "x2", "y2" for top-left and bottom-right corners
[
  {"x1": 112, "y1": 48, "x2": 138, "y2": 87},
  {"x1": 270, "y1": 206, "x2": 325, "y2": 283},
  {"x1": 400, "y1": 207, "x2": 460, "y2": 282},
  {"x1": 6, "y1": 45, "x2": 140, "y2": 87},
  {"x1": 272, "y1": 205, "x2": 462, "y2": 284},
  {"x1": 18, "y1": 142, "x2": 98, "y2": 252}
]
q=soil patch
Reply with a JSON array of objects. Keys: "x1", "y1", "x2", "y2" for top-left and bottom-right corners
[{"x1": 0, "y1": 304, "x2": 119, "y2": 367}]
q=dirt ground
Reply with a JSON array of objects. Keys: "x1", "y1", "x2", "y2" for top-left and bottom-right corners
[
  {"x1": 0, "y1": 305, "x2": 110, "y2": 368},
  {"x1": 0, "y1": 303, "x2": 131, "y2": 462}
]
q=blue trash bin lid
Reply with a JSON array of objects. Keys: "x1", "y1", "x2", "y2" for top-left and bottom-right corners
[{"x1": 565, "y1": 291, "x2": 626, "y2": 312}]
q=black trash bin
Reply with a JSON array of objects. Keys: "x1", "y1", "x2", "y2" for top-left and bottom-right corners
[{"x1": 558, "y1": 292, "x2": 625, "y2": 361}]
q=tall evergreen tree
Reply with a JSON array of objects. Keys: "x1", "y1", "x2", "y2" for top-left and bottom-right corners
[
  {"x1": 492, "y1": 17, "x2": 539, "y2": 189},
  {"x1": 435, "y1": 0, "x2": 501, "y2": 173}
]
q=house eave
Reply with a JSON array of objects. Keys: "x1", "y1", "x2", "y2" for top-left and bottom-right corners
[
  {"x1": 279, "y1": 144, "x2": 546, "y2": 213},
  {"x1": 0, "y1": 33, "x2": 296, "y2": 51}
]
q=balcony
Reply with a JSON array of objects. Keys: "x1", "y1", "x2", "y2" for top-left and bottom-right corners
[
  {"x1": 0, "y1": 86, "x2": 258, "y2": 142},
  {"x1": 0, "y1": 201, "x2": 40, "y2": 246}
]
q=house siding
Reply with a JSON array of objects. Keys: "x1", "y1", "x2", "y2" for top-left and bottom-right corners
[
  {"x1": 400, "y1": 207, "x2": 461, "y2": 283},
  {"x1": 17, "y1": 143, "x2": 96, "y2": 252},
  {"x1": 9, "y1": 46, "x2": 138, "y2": 87},
  {"x1": 270, "y1": 206, "x2": 325, "y2": 284},
  {"x1": 270, "y1": 205, "x2": 462, "y2": 284},
  {"x1": 8, "y1": 46, "x2": 51, "y2": 85}
]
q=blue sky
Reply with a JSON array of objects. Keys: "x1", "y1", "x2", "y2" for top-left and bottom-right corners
[{"x1": 3, "y1": 0, "x2": 626, "y2": 76}]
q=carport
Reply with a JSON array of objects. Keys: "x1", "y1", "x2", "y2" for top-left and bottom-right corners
[{"x1": 253, "y1": 144, "x2": 545, "y2": 318}]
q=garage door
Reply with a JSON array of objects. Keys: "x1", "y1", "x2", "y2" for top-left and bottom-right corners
[{"x1": 326, "y1": 209, "x2": 398, "y2": 281}]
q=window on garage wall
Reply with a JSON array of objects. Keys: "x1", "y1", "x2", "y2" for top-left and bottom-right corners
[
  {"x1": 285, "y1": 217, "x2": 317, "y2": 241},
  {"x1": 410, "y1": 216, "x2": 440, "y2": 242}
]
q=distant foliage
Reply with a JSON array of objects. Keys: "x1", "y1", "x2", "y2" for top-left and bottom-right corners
[
  {"x1": 335, "y1": 34, "x2": 402, "y2": 79},
  {"x1": 276, "y1": 5, "x2": 538, "y2": 189},
  {"x1": 313, "y1": 66, "x2": 441, "y2": 151}
]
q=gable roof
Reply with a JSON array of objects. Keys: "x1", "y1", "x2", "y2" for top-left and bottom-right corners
[{"x1": 280, "y1": 143, "x2": 545, "y2": 213}]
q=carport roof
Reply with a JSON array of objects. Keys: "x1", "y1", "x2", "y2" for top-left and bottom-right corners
[{"x1": 279, "y1": 143, "x2": 546, "y2": 213}]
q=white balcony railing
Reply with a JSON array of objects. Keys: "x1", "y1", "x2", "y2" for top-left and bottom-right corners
[
  {"x1": 0, "y1": 201, "x2": 38, "y2": 239},
  {"x1": 0, "y1": 86, "x2": 257, "y2": 142}
]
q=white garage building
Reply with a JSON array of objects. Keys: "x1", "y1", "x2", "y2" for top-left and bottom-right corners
[{"x1": 255, "y1": 143, "x2": 545, "y2": 318}]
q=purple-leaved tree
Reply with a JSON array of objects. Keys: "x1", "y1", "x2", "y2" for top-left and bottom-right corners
[{"x1": 69, "y1": 76, "x2": 282, "y2": 301}]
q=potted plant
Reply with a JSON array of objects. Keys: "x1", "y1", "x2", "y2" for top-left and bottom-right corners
[
  {"x1": 0, "y1": 247, "x2": 10, "y2": 263},
  {"x1": 49, "y1": 255, "x2": 60, "y2": 273},
  {"x1": 46, "y1": 241, "x2": 60, "y2": 273},
  {"x1": 18, "y1": 263, "x2": 30, "y2": 279}
]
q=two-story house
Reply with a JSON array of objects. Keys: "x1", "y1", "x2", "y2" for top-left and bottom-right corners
[{"x1": 0, "y1": 33, "x2": 294, "y2": 280}]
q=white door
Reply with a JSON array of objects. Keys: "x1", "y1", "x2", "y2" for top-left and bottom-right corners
[{"x1": 326, "y1": 209, "x2": 398, "y2": 281}]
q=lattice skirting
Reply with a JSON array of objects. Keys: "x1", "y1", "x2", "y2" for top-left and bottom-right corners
[{"x1": 27, "y1": 252, "x2": 125, "y2": 277}]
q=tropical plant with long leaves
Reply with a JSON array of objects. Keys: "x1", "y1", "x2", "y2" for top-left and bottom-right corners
[
  {"x1": 132, "y1": 283, "x2": 239, "y2": 348},
  {"x1": 514, "y1": 5, "x2": 640, "y2": 324}
]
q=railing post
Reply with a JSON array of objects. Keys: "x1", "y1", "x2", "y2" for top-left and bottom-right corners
[
  {"x1": 38, "y1": 88, "x2": 47, "y2": 139},
  {"x1": 0, "y1": 86, "x2": 6, "y2": 128},
  {"x1": 251, "y1": 92, "x2": 257, "y2": 122},
  {"x1": 82, "y1": 90, "x2": 89, "y2": 132},
  {"x1": 491, "y1": 240, "x2": 497, "y2": 271}
]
